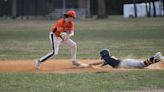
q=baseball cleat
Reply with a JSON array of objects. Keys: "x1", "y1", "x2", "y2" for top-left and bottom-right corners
[
  {"x1": 72, "y1": 60, "x2": 81, "y2": 66},
  {"x1": 153, "y1": 52, "x2": 162, "y2": 62},
  {"x1": 72, "y1": 60, "x2": 89, "y2": 68},
  {"x1": 35, "y1": 60, "x2": 41, "y2": 70}
]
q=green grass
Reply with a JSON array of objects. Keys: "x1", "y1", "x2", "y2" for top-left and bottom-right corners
[
  {"x1": 0, "y1": 17, "x2": 164, "y2": 92},
  {"x1": 0, "y1": 17, "x2": 164, "y2": 60},
  {"x1": 0, "y1": 70, "x2": 164, "y2": 92}
]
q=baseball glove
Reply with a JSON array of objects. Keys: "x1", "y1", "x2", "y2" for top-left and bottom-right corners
[{"x1": 60, "y1": 32, "x2": 69, "y2": 41}]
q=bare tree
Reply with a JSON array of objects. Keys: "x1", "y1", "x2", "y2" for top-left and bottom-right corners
[
  {"x1": 152, "y1": 0, "x2": 156, "y2": 17},
  {"x1": 78, "y1": 0, "x2": 86, "y2": 8},
  {"x1": 12, "y1": 0, "x2": 17, "y2": 18},
  {"x1": 148, "y1": 0, "x2": 152, "y2": 17},
  {"x1": 145, "y1": 1, "x2": 149, "y2": 17},
  {"x1": 133, "y1": 0, "x2": 137, "y2": 18},
  {"x1": 145, "y1": 0, "x2": 151, "y2": 17},
  {"x1": 43, "y1": 0, "x2": 53, "y2": 15},
  {"x1": 162, "y1": 0, "x2": 164, "y2": 16},
  {"x1": 97, "y1": 0, "x2": 106, "y2": 18}
]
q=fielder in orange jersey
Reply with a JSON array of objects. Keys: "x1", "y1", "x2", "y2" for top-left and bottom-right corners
[{"x1": 35, "y1": 10, "x2": 88, "y2": 70}]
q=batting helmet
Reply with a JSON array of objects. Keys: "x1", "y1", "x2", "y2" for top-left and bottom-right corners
[
  {"x1": 100, "y1": 49, "x2": 111, "y2": 59},
  {"x1": 100, "y1": 49, "x2": 120, "y2": 67},
  {"x1": 65, "y1": 10, "x2": 76, "y2": 18}
]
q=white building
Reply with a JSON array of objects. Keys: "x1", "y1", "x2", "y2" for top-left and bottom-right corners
[{"x1": 123, "y1": 1, "x2": 164, "y2": 18}]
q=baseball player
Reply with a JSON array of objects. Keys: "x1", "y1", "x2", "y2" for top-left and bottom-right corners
[
  {"x1": 35, "y1": 10, "x2": 88, "y2": 69},
  {"x1": 88, "y1": 49, "x2": 164, "y2": 68}
]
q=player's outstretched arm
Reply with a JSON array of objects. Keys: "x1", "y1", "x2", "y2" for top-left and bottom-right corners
[{"x1": 88, "y1": 60, "x2": 105, "y2": 66}]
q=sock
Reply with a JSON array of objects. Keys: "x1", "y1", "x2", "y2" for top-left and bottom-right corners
[{"x1": 144, "y1": 57, "x2": 160, "y2": 66}]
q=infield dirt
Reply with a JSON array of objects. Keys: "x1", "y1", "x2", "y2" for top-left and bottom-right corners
[{"x1": 0, "y1": 59, "x2": 164, "y2": 73}]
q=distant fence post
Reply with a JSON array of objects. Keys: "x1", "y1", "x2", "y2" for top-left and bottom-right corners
[
  {"x1": 87, "y1": 0, "x2": 91, "y2": 16},
  {"x1": 12, "y1": 0, "x2": 17, "y2": 18},
  {"x1": 48, "y1": 9, "x2": 87, "y2": 19}
]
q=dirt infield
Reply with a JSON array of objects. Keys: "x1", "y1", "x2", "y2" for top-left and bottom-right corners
[{"x1": 0, "y1": 59, "x2": 164, "y2": 73}]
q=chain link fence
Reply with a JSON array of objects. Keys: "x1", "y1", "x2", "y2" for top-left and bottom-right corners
[{"x1": 48, "y1": 8, "x2": 87, "y2": 19}]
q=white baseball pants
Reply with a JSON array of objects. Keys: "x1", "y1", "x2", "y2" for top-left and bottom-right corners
[
  {"x1": 38, "y1": 32, "x2": 77, "y2": 62},
  {"x1": 118, "y1": 59, "x2": 147, "y2": 68}
]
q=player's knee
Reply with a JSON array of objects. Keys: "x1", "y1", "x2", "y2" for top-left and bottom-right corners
[
  {"x1": 54, "y1": 53, "x2": 58, "y2": 55},
  {"x1": 71, "y1": 42, "x2": 77, "y2": 49}
]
